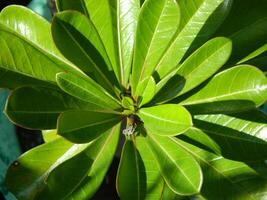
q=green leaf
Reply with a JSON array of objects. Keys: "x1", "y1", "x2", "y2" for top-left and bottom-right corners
[
  {"x1": 5, "y1": 138, "x2": 73, "y2": 200},
  {"x1": 0, "y1": 6, "x2": 79, "y2": 83},
  {"x1": 155, "y1": 0, "x2": 225, "y2": 79},
  {"x1": 0, "y1": 68, "x2": 54, "y2": 89},
  {"x1": 52, "y1": 11, "x2": 119, "y2": 95},
  {"x1": 57, "y1": 0, "x2": 121, "y2": 83},
  {"x1": 155, "y1": 37, "x2": 232, "y2": 103},
  {"x1": 195, "y1": 110, "x2": 267, "y2": 140},
  {"x1": 57, "y1": 110, "x2": 121, "y2": 143},
  {"x1": 42, "y1": 130, "x2": 59, "y2": 143},
  {"x1": 138, "y1": 76, "x2": 156, "y2": 107},
  {"x1": 135, "y1": 135, "x2": 166, "y2": 200},
  {"x1": 65, "y1": 124, "x2": 120, "y2": 200},
  {"x1": 215, "y1": 0, "x2": 267, "y2": 64},
  {"x1": 116, "y1": 139, "x2": 146, "y2": 200},
  {"x1": 138, "y1": 104, "x2": 192, "y2": 136},
  {"x1": 56, "y1": 72, "x2": 121, "y2": 111},
  {"x1": 190, "y1": 110, "x2": 267, "y2": 161},
  {"x1": 176, "y1": 0, "x2": 233, "y2": 57},
  {"x1": 121, "y1": 96, "x2": 135, "y2": 111},
  {"x1": 118, "y1": 0, "x2": 140, "y2": 86},
  {"x1": 238, "y1": 43, "x2": 267, "y2": 64},
  {"x1": 174, "y1": 138, "x2": 267, "y2": 199},
  {"x1": 36, "y1": 143, "x2": 94, "y2": 200},
  {"x1": 131, "y1": 0, "x2": 180, "y2": 97},
  {"x1": 180, "y1": 65, "x2": 267, "y2": 113},
  {"x1": 192, "y1": 118, "x2": 267, "y2": 161},
  {"x1": 5, "y1": 86, "x2": 94, "y2": 130},
  {"x1": 147, "y1": 134, "x2": 203, "y2": 195},
  {"x1": 180, "y1": 128, "x2": 221, "y2": 155}
]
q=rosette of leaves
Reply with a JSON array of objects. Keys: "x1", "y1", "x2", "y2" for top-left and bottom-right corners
[{"x1": 1, "y1": 0, "x2": 267, "y2": 199}]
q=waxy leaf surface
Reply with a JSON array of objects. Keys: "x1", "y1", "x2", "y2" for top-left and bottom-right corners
[{"x1": 138, "y1": 104, "x2": 192, "y2": 136}]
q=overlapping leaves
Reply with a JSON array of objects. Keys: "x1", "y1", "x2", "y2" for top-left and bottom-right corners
[{"x1": 0, "y1": 0, "x2": 267, "y2": 200}]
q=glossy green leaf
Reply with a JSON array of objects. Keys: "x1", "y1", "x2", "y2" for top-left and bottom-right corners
[
  {"x1": 118, "y1": 0, "x2": 140, "y2": 86},
  {"x1": 57, "y1": 0, "x2": 121, "y2": 83},
  {"x1": 56, "y1": 72, "x2": 121, "y2": 111},
  {"x1": 155, "y1": 37, "x2": 232, "y2": 103},
  {"x1": 5, "y1": 86, "x2": 96, "y2": 130},
  {"x1": 174, "y1": 138, "x2": 267, "y2": 199},
  {"x1": 42, "y1": 130, "x2": 59, "y2": 143},
  {"x1": 138, "y1": 76, "x2": 156, "y2": 107},
  {"x1": 52, "y1": 11, "x2": 119, "y2": 95},
  {"x1": 138, "y1": 104, "x2": 192, "y2": 136},
  {"x1": 176, "y1": 0, "x2": 233, "y2": 57},
  {"x1": 5, "y1": 138, "x2": 73, "y2": 200},
  {"x1": 65, "y1": 124, "x2": 120, "y2": 200},
  {"x1": 135, "y1": 135, "x2": 166, "y2": 200},
  {"x1": 147, "y1": 134, "x2": 203, "y2": 195},
  {"x1": 57, "y1": 110, "x2": 121, "y2": 143},
  {"x1": 181, "y1": 65, "x2": 267, "y2": 113},
  {"x1": 131, "y1": 0, "x2": 180, "y2": 97},
  {"x1": 117, "y1": 139, "x2": 146, "y2": 200},
  {"x1": 155, "y1": 0, "x2": 225, "y2": 79},
  {"x1": 0, "y1": 6, "x2": 79, "y2": 83}
]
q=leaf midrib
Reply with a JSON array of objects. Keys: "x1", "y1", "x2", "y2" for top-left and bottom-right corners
[
  {"x1": 171, "y1": 137, "x2": 255, "y2": 199},
  {"x1": 149, "y1": 134, "x2": 198, "y2": 192},
  {"x1": 0, "y1": 24, "x2": 80, "y2": 75},
  {"x1": 62, "y1": 117, "x2": 119, "y2": 134},
  {"x1": 182, "y1": 87, "x2": 266, "y2": 105},
  {"x1": 57, "y1": 18, "x2": 115, "y2": 92}
]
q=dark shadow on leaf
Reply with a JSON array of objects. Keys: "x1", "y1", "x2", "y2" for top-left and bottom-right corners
[
  {"x1": 227, "y1": 109, "x2": 267, "y2": 123},
  {"x1": 177, "y1": 134, "x2": 219, "y2": 155},
  {"x1": 185, "y1": 100, "x2": 256, "y2": 115},
  {"x1": 52, "y1": 18, "x2": 119, "y2": 90},
  {"x1": 199, "y1": 158, "x2": 267, "y2": 200},
  {"x1": 194, "y1": 119, "x2": 267, "y2": 161},
  {"x1": 181, "y1": 1, "x2": 233, "y2": 62},
  {"x1": 151, "y1": 74, "x2": 185, "y2": 104}
]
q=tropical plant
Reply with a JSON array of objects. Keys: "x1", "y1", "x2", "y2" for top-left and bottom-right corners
[{"x1": 1, "y1": 0, "x2": 267, "y2": 199}]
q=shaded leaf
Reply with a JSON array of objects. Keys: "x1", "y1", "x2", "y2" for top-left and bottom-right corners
[
  {"x1": 138, "y1": 104, "x2": 192, "y2": 136},
  {"x1": 56, "y1": 72, "x2": 121, "y2": 110},
  {"x1": 215, "y1": 0, "x2": 267, "y2": 64},
  {"x1": 52, "y1": 11, "x2": 119, "y2": 95},
  {"x1": 65, "y1": 124, "x2": 120, "y2": 200},
  {"x1": 174, "y1": 138, "x2": 267, "y2": 200},
  {"x1": 5, "y1": 138, "x2": 73, "y2": 200},
  {"x1": 192, "y1": 119, "x2": 267, "y2": 161},
  {"x1": 0, "y1": 68, "x2": 54, "y2": 89},
  {"x1": 5, "y1": 86, "x2": 95, "y2": 129},
  {"x1": 57, "y1": 110, "x2": 121, "y2": 143},
  {"x1": 117, "y1": 139, "x2": 146, "y2": 200}
]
